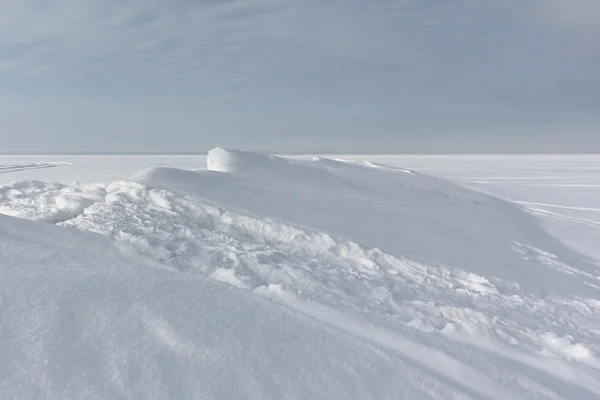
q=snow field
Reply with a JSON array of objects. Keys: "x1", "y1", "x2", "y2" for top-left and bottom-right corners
[
  {"x1": 3, "y1": 214, "x2": 441, "y2": 400},
  {"x1": 1, "y1": 148, "x2": 600, "y2": 399}
]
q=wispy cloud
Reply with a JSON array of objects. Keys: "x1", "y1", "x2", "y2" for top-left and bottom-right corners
[
  {"x1": 0, "y1": 0, "x2": 598, "y2": 152},
  {"x1": 0, "y1": 1, "x2": 505, "y2": 81},
  {"x1": 532, "y1": 0, "x2": 600, "y2": 34}
]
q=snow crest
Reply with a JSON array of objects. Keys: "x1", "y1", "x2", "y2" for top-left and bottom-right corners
[{"x1": 206, "y1": 147, "x2": 278, "y2": 174}]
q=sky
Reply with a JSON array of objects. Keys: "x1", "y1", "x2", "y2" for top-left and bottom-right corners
[{"x1": 0, "y1": 0, "x2": 599, "y2": 153}]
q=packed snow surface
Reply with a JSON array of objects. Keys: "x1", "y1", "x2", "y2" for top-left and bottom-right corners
[
  {"x1": 2, "y1": 214, "x2": 424, "y2": 400},
  {"x1": 1, "y1": 148, "x2": 600, "y2": 399},
  {"x1": 2, "y1": 152, "x2": 599, "y2": 261}
]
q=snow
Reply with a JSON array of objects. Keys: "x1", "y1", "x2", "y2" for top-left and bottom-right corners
[
  {"x1": 370, "y1": 154, "x2": 600, "y2": 262},
  {"x1": 0, "y1": 155, "x2": 206, "y2": 183},
  {"x1": 1, "y1": 149, "x2": 600, "y2": 399},
  {"x1": 0, "y1": 161, "x2": 71, "y2": 174},
  {"x1": 2, "y1": 152, "x2": 598, "y2": 260},
  {"x1": 1, "y1": 215, "x2": 435, "y2": 400}
]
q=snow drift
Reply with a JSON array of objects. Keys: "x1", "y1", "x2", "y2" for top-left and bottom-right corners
[
  {"x1": 1, "y1": 148, "x2": 600, "y2": 399},
  {"x1": 132, "y1": 148, "x2": 600, "y2": 298},
  {"x1": 1, "y1": 214, "x2": 433, "y2": 400}
]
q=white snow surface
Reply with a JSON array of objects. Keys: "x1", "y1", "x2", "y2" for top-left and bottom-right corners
[
  {"x1": 1, "y1": 214, "x2": 427, "y2": 400},
  {"x1": 2, "y1": 152, "x2": 599, "y2": 261},
  {"x1": 1, "y1": 148, "x2": 600, "y2": 399}
]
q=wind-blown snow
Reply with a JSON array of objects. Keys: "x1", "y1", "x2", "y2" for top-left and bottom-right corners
[
  {"x1": 2, "y1": 214, "x2": 439, "y2": 400},
  {"x1": 1, "y1": 148, "x2": 600, "y2": 399},
  {"x1": 0, "y1": 161, "x2": 70, "y2": 174}
]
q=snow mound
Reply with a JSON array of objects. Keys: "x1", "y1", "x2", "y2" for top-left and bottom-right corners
[
  {"x1": 0, "y1": 181, "x2": 105, "y2": 223},
  {"x1": 2, "y1": 214, "x2": 439, "y2": 400},
  {"x1": 133, "y1": 148, "x2": 600, "y2": 298},
  {"x1": 207, "y1": 147, "x2": 278, "y2": 173},
  {"x1": 2, "y1": 148, "x2": 600, "y2": 399}
]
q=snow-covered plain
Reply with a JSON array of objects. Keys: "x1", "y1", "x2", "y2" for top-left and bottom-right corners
[{"x1": 1, "y1": 150, "x2": 600, "y2": 399}]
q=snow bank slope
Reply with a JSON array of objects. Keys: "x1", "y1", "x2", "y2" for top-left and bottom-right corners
[
  {"x1": 2, "y1": 149, "x2": 600, "y2": 399},
  {"x1": 0, "y1": 214, "x2": 438, "y2": 400},
  {"x1": 133, "y1": 148, "x2": 599, "y2": 298}
]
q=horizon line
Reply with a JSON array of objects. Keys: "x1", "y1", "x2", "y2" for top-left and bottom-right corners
[{"x1": 2, "y1": 150, "x2": 600, "y2": 156}]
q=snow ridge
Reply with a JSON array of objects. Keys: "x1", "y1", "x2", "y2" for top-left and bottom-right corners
[
  {"x1": 1, "y1": 148, "x2": 600, "y2": 399},
  {"x1": 206, "y1": 147, "x2": 275, "y2": 173},
  {"x1": 2, "y1": 214, "x2": 431, "y2": 400}
]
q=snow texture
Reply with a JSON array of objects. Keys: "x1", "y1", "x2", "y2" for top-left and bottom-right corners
[{"x1": 1, "y1": 148, "x2": 600, "y2": 399}]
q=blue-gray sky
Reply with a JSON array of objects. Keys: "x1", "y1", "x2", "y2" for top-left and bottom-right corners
[{"x1": 1, "y1": 0, "x2": 599, "y2": 153}]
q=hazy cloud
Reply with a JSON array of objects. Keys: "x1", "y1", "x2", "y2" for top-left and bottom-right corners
[{"x1": 0, "y1": 0, "x2": 598, "y2": 152}]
